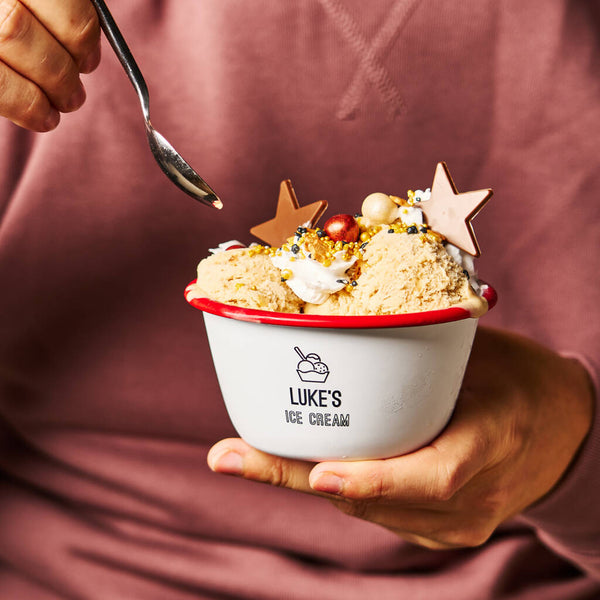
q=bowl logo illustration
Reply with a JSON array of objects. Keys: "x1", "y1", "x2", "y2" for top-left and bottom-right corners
[{"x1": 294, "y1": 346, "x2": 330, "y2": 383}]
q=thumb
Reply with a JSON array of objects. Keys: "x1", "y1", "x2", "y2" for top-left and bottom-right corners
[
  {"x1": 208, "y1": 437, "x2": 317, "y2": 493},
  {"x1": 309, "y1": 424, "x2": 490, "y2": 503}
]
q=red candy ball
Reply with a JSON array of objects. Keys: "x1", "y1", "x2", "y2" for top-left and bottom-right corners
[{"x1": 323, "y1": 214, "x2": 360, "y2": 243}]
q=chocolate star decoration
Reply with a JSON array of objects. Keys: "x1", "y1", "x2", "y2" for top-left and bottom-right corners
[
  {"x1": 422, "y1": 162, "x2": 492, "y2": 257},
  {"x1": 250, "y1": 180, "x2": 328, "y2": 247}
]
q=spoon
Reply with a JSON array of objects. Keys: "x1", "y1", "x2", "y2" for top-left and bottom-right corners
[{"x1": 90, "y1": 0, "x2": 222, "y2": 209}]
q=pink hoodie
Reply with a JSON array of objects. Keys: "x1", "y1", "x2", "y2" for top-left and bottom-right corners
[{"x1": 0, "y1": 1, "x2": 598, "y2": 598}]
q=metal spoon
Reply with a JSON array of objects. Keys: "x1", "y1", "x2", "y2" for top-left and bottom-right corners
[{"x1": 90, "y1": 0, "x2": 222, "y2": 209}]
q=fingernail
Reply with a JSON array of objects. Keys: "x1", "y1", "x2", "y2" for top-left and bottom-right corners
[
  {"x1": 211, "y1": 451, "x2": 243, "y2": 475},
  {"x1": 311, "y1": 472, "x2": 344, "y2": 494}
]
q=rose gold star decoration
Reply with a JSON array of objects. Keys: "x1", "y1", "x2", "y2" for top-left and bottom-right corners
[
  {"x1": 250, "y1": 180, "x2": 328, "y2": 247},
  {"x1": 421, "y1": 162, "x2": 492, "y2": 257}
]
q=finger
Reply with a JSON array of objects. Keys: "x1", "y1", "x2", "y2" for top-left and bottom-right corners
[
  {"x1": 23, "y1": 0, "x2": 101, "y2": 73},
  {"x1": 308, "y1": 449, "x2": 452, "y2": 502},
  {"x1": 208, "y1": 438, "x2": 326, "y2": 496},
  {"x1": 309, "y1": 412, "x2": 493, "y2": 504},
  {"x1": 0, "y1": 61, "x2": 60, "y2": 130},
  {"x1": 0, "y1": 1, "x2": 86, "y2": 112},
  {"x1": 329, "y1": 498, "x2": 446, "y2": 546},
  {"x1": 330, "y1": 498, "x2": 495, "y2": 549}
]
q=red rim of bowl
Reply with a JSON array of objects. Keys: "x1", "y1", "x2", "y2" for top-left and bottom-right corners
[{"x1": 185, "y1": 281, "x2": 497, "y2": 329}]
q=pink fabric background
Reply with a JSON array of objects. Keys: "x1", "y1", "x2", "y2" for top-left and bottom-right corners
[{"x1": 1, "y1": 1, "x2": 599, "y2": 598}]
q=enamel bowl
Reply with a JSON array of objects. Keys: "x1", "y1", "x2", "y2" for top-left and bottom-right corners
[{"x1": 186, "y1": 283, "x2": 496, "y2": 461}]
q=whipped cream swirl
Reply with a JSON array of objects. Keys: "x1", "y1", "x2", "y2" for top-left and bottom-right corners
[{"x1": 271, "y1": 249, "x2": 357, "y2": 304}]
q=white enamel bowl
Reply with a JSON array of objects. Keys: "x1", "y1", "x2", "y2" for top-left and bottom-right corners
[{"x1": 186, "y1": 283, "x2": 496, "y2": 461}]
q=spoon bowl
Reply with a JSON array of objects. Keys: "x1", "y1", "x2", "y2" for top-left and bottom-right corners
[{"x1": 146, "y1": 123, "x2": 222, "y2": 209}]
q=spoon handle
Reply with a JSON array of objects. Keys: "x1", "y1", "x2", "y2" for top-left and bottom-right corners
[{"x1": 90, "y1": 0, "x2": 150, "y2": 115}]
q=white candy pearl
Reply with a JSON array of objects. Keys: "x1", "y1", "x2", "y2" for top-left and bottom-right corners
[{"x1": 361, "y1": 193, "x2": 399, "y2": 226}]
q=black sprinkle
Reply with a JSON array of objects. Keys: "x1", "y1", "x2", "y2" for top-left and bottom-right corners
[
  {"x1": 291, "y1": 244, "x2": 300, "y2": 254},
  {"x1": 336, "y1": 279, "x2": 348, "y2": 284},
  {"x1": 462, "y1": 269, "x2": 470, "y2": 279},
  {"x1": 281, "y1": 277, "x2": 286, "y2": 282},
  {"x1": 296, "y1": 226, "x2": 307, "y2": 235},
  {"x1": 317, "y1": 229, "x2": 327, "y2": 238},
  {"x1": 388, "y1": 228, "x2": 395, "y2": 233},
  {"x1": 354, "y1": 213, "x2": 362, "y2": 218},
  {"x1": 351, "y1": 280, "x2": 358, "y2": 287},
  {"x1": 360, "y1": 242, "x2": 369, "y2": 250},
  {"x1": 407, "y1": 225, "x2": 418, "y2": 234},
  {"x1": 419, "y1": 226, "x2": 428, "y2": 233}
]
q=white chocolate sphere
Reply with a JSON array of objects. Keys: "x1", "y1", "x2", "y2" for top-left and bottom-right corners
[{"x1": 361, "y1": 193, "x2": 399, "y2": 226}]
